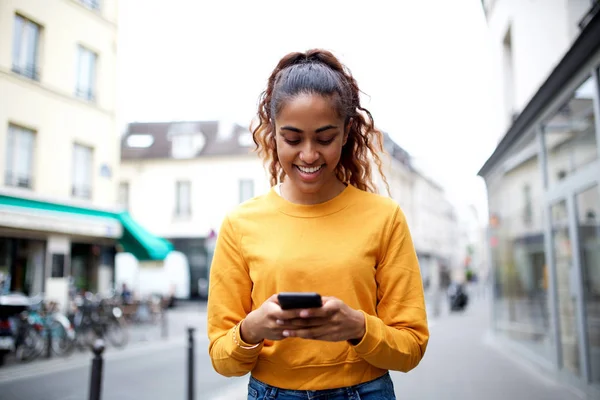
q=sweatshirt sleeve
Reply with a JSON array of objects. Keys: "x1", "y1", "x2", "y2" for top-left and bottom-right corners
[
  {"x1": 351, "y1": 206, "x2": 429, "y2": 372},
  {"x1": 207, "y1": 214, "x2": 262, "y2": 377}
]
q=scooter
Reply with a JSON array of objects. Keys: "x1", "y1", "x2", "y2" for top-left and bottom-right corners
[
  {"x1": 447, "y1": 282, "x2": 469, "y2": 312},
  {"x1": 0, "y1": 293, "x2": 30, "y2": 366}
]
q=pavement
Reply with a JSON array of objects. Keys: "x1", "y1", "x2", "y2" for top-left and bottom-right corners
[{"x1": 0, "y1": 295, "x2": 593, "y2": 399}]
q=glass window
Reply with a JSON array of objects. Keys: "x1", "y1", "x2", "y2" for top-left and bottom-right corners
[
  {"x1": 488, "y1": 135, "x2": 554, "y2": 360},
  {"x1": 12, "y1": 15, "x2": 40, "y2": 80},
  {"x1": 543, "y1": 76, "x2": 598, "y2": 187},
  {"x1": 239, "y1": 179, "x2": 254, "y2": 203},
  {"x1": 72, "y1": 144, "x2": 93, "y2": 199},
  {"x1": 5, "y1": 124, "x2": 35, "y2": 188},
  {"x1": 75, "y1": 45, "x2": 97, "y2": 101},
  {"x1": 551, "y1": 199, "x2": 582, "y2": 376},
  {"x1": 575, "y1": 185, "x2": 600, "y2": 384},
  {"x1": 80, "y1": 0, "x2": 101, "y2": 11},
  {"x1": 175, "y1": 181, "x2": 191, "y2": 217}
]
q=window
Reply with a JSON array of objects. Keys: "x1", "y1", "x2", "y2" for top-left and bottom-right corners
[
  {"x1": 72, "y1": 144, "x2": 93, "y2": 199},
  {"x1": 522, "y1": 184, "x2": 533, "y2": 225},
  {"x1": 5, "y1": 124, "x2": 35, "y2": 189},
  {"x1": 12, "y1": 15, "x2": 41, "y2": 81},
  {"x1": 80, "y1": 0, "x2": 101, "y2": 11},
  {"x1": 543, "y1": 76, "x2": 597, "y2": 187},
  {"x1": 75, "y1": 45, "x2": 97, "y2": 101},
  {"x1": 239, "y1": 179, "x2": 254, "y2": 203},
  {"x1": 118, "y1": 182, "x2": 129, "y2": 210},
  {"x1": 502, "y1": 26, "x2": 516, "y2": 124},
  {"x1": 175, "y1": 181, "x2": 191, "y2": 217},
  {"x1": 171, "y1": 134, "x2": 194, "y2": 158},
  {"x1": 488, "y1": 150, "x2": 553, "y2": 361}
]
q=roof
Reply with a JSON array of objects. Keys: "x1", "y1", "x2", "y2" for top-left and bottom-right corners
[
  {"x1": 382, "y1": 131, "x2": 412, "y2": 168},
  {"x1": 478, "y1": 7, "x2": 600, "y2": 177},
  {"x1": 121, "y1": 120, "x2": 254, "y2": 161}
]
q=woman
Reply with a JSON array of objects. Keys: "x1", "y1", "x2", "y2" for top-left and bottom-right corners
[{"x1": 207, "y1": 49, "x2": 429, "y2": 399}]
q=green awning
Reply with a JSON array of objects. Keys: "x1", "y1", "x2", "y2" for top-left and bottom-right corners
[
  {"x1": 117, "y1": 212, "x2": 173, "y2": 261},
  {"x1": 0, "y1": 194, "x2": 172, "y2": 261}
]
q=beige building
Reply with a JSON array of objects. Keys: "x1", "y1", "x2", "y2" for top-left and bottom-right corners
[{"x1": 0, "y1": 0, "x2": 170, "y2": 301}]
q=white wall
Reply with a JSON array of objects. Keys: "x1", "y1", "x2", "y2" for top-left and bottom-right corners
[
  {"x1": 485, "y1": 0, "x2": 591, "y2": 139},
  {"x1": 120, "y1": 154, "x2": 269, "y2": 238}
]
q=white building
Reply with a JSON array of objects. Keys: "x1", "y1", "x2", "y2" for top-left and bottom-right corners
[
  {"x1": 375, "y1": 133, "x2": 461, "y2": 289},
  {"x1": 119, "y1": 121, "x2": 268, "y2": 298},
  {"x1": 479, "y1": 0, "x2": 600, "y2": 395},
  {"x1": 0, "y1": 0, "x2": 170, "y2": 303}
]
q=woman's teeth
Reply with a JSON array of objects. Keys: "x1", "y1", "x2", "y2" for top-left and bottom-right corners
[{"x1": 296, "y1": 165, "x2": 323, "y2": 173}]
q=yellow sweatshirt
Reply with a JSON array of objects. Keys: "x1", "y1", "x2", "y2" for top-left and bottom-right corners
[{"x1": 207, "y1": 184, "x2": 429, "y2": 390}]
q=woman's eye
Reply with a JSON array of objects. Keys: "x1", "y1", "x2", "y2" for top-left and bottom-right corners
[
  {"x1": 284, "y1": 139, "x2": 300, "y2": 145},
  {"x1": 318, "y1": 139, "x2": 334, "y2": 145}
]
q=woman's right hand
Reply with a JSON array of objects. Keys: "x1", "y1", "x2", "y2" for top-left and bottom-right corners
[{"x1": 239, "y1": 294, "x2": 297, "y2": 344}]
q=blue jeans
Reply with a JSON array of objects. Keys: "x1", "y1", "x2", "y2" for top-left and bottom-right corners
[{"x1": 247, "y1": 372, "x2": 396, "y2": 399}]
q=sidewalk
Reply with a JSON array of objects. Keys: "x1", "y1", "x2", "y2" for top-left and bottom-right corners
[
  {"x1": 390, "y1": 299, "x2": 585, "y2": 400},
  {"x1": 209, "y1": 297, "x2": 586, "y2": 400}
]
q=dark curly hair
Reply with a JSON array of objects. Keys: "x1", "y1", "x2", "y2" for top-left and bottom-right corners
[{"x1": 251, "y1": 49, "x2": 390, "y2": 194}]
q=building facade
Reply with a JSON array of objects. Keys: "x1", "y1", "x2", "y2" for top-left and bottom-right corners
[
  {"x1": 0, "y1": 0, "x2": 170, "y2": 304},
  {"x1": 479, "y1": 0, "x2": 600, "y2": 395},
  {"x1": 119, "y1": 121, "x2": 269, "y2": 298},
  {"x1": 121, "y1": 123, "x2": 461, "y2": 299}
]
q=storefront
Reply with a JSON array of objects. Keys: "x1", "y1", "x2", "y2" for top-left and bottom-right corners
[
  {"x1": 0, "y1": 191, "x2": 173, "y2": 301},
  {"x1": 478, "y1": 11, "x2": 600, "y2": 396}
]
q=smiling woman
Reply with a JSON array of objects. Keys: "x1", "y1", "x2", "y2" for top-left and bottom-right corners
[{"x1": 207, "y1": 49, "x2": 429, "y2": 400}]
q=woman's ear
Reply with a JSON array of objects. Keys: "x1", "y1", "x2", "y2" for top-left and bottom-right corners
[{"x1": 343, "y1": 118, "x2": 352, "y2": 145}]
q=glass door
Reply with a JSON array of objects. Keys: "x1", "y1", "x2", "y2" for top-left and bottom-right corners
[
  {"x1": 550, "y1": 198, "x2": 583, "y2": 377},
  {"x1": 574, "y1": 184, "x2": 600, "y2": 386}
]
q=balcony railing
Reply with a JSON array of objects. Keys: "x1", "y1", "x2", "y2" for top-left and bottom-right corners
[
  {"x1": 75, "y1": 87, "x2": 96, "y2": 101},
  {"x1": 5, "y1": 172, "x2": 33, "y2": 189},
  {"x1": 72, "y1": 185, "x2": 92, "y2": 199},
  {"x1": 12, "y1": 64, "x2": 40, "y2": 81}
]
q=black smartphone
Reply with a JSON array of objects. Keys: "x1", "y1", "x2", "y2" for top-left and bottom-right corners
[{"x1": 277, "y1": 292, "x2": 322, "y2": 310}]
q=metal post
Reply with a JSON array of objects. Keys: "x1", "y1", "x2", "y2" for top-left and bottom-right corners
[
  {"x1": 161, "y1": 303, "x2": 168, "y2": 339},
  {"x1": 88, "y1": 339, "x2": 105, "y2": 400},
  {"x1": 187, "y1": 327, "x2": 195, "y2": 400},
  {"x1": 45, "y1": 320, "x2": 52, "y2": 359}
]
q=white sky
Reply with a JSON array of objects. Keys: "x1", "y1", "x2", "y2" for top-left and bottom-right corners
[{"x1": 117, "y1": 0, "x2": 501, "y2": 222}]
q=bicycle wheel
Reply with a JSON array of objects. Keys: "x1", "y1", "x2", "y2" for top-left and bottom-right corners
[
  {"x1": 105, "y1": 318, "x2": 128, "y2": 348},
  {"x1": 16, "y1": 328, "x2": 44, "y2": 362},
  {"x1": 48, "y1": 319, "x2": 75, "y2": 357}
]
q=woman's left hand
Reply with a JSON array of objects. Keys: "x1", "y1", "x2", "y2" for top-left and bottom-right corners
[{"x1": 277, "y1": 296, "x2": 366, "y2": 343}]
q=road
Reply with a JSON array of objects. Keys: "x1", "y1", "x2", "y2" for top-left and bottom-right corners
[{"x1": 0, "y1": 292, "x2": 590, "y2": 400}]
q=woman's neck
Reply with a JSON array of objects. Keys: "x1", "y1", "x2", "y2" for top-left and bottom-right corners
[{"x1": 280, "y1": 178, "x2": 347, "y2": 205}]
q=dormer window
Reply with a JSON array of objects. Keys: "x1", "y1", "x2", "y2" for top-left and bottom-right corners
[{"x1": 170, "y1": 132, "x2": 206, "y2": 159}]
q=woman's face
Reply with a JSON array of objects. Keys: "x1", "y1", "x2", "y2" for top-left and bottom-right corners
[{"x1": 274, "y1": 93, "x2": 348, "y2": 202}]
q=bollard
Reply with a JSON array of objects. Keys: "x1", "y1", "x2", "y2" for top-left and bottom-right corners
[
  {"x1": 187, "y1": 327, "x2": 195, "y2": 400},
  {"x1": 45, "y1": 321, "x2": 52, "y2": 359},
  {"x1": 88, "y1": 339, "x2": 105, "y2": 400},
  {"x1": 161, "y1": 304, "x2": 168, "y2": 339}
]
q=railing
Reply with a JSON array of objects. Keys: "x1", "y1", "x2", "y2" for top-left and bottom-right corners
[
  {"x1": 75, "y1": 87, "x2": 96, "y2": 102},
  {"x1": 72, "y1": 185, "x2": 92, "y2": 199},
  {"x1": 4, "y1": 172, "x2": 33, "y2": 189},
  {"x1": 11, "y1": 64, "x2": 40, "y2": 81}
]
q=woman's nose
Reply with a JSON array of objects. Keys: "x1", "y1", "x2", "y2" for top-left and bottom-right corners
[{"x1": 299, "y1": 144, "x2": 319, "y2": 164}]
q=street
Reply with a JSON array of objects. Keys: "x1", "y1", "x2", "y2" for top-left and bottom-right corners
[{"x1": 0, "y1": 294, "x2": 588, "y2": 400}]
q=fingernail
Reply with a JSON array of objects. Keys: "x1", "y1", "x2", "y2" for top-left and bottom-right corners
[
  {"x1": 276, "y1": 319, "x2": 284, "y2": 325},
  {"x1": 300, "y1": 310, "x2": 309, "y2": 318},
  {"x1": 282, "y1": 330, "x2": 289, "y2": 337}
]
